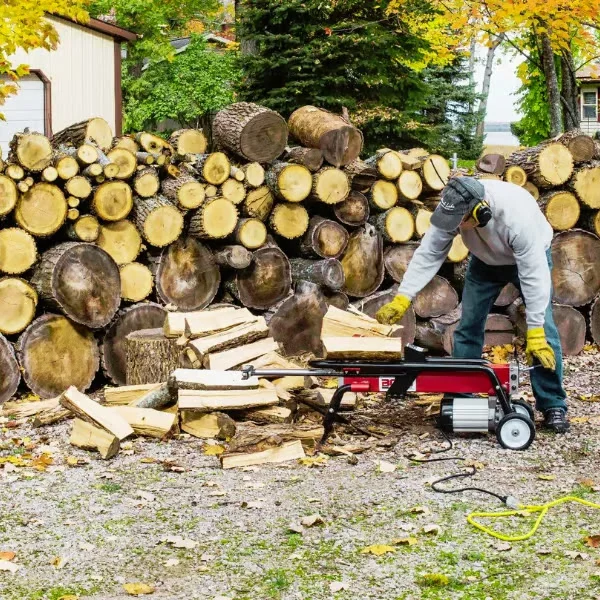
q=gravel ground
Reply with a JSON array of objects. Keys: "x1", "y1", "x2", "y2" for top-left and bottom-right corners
[{"x1": 1, "y1": 352, "x2": 600, "y2": 600}]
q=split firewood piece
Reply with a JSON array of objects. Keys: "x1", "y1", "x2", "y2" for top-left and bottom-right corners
[
  {"x1": 311, "y1": 167, "x2": 350, "y2": 204},
  {"x1": 581, "y1": 210, "x2": 600, "y2": 237},
  {"x1": 504, "y1": 165, "x2": 527, "y2": 186},
  {"x1": 9, "y1": 131, "x2": 53, "y2": 172},
  {"x1": 569, "y1": 162, "x2": 600, "y2": 209},
  {"x1": 106, "y1": 147, "x2": 137, "y2": 179},
  {"x1": 169, "y1": 128, "x2": 207, "y2": 155},
  {"x1": 55, "y1": 155, "x2": 79, "y2": 179},
  {"x1": 178, "y1": 386, "x2": 279, "y2": 411},
  {"x1": 53, "y1": 118, "x2": 113, "y2": 151},
  {"x1": 131, "y1": 195, "x2": 184, "y2": 247},
  {"x1": 120, "y1": 263, "x2": 154, "y2": 302},
  {"x1": 247, "y1": 352, "x2": 301, "y2": 371},
  {"x1": 70, "y1": 418, "x2": 120, "y2": 459},
  {"x1": 369, "y1": 207, "x2": 414, "y2": 243},
  {"x1": 101, "y1": 302, "x2": 166, "y2": 385},
  {"x1": 171, "y1": 368, "x2": 260, "y2": 390},
  {"x1": 181, "y1": 411, "x2": 236, "y2": 439},
  {"x1": 243, "y1": 186, "x2": 275, "y2": 221},
  {"x1": 235, "y1": 218, "x2": 267, "y2": 249},
  {"x1": 221, "y1": 439, "x2": 305, "y2": 469},
  {"x1": 134, "y1": 131, "x2": 173, "y2": 155},
  {"x1": 213, "y1": 245, "x2": 253, "y2": 269},
  {"x1": 92, "y1": 181, "x2": 133, "y2": 221},
  {"x1": 300, "y1": 216, "x2": 349, "y2": 259},
  {"x1": 163, "y1": 306, "x2": 256, "y2": 338},
  {"x1": 206, "y1": 337, "x2": 280, "y2": 371},
  {"x1": 447, "y1": 234, "x2": 469, "y2": 263},
  {"x1": 30, "y1": 242, "x2": 120, "y2": 328},
  {"x1": 269, "y1": 203, "x2": 310, "y2": 239},
  {"x1": 289, "y1": 258, "x2": 344, "y2": 290},
  {"x1": 0, "y1": 278, "x2": 38, "y2": 335},
  {"x1": 494, "y1": 283, "x2": 520, "y2": 307},
  {"x1": 17, "y1": 314, "x2": 99, "y2": 398},
  {"x1": 129, "y1": 382, "x2": 174, "y2": 410},
  {"x1": 556, "y1": 129, "x2": 595, "y2": 162},
  {"x1": 282, "y1": 146, "x2": 323, "y2": 172},
  {"x1": 66, "y1": 215, "x2": 100, "y2": 242},
  {"x1": 4, "y1": 163, "x2": 25, "y2": 180},
  {"x1": 235, "y1": 406, "x2": 293, "y2": 425},
  {"x1": 189, "y1": 152, "x2": 230, "y2": 185},
  {"x1": 241, "y1": 162, "x2": 265, "y2": 187},
  {"x1": 229, "y1": 423, "x2": 324, "y2": 452},
  {"x1": 506, "y1": 142, "x2": 573, "y2": 188},
  {"x1": 161, "y1": 171, "x2": 205, "y2": 209},
  {"x1": 153, "y1": 237, "x2": 220, "y2": 310},
  {"x1": 476, "y1": 153, "x2": 506, "y2": 175},
  {"x1": 104, "y1": 383, "x2": 163, "y2": 406},
  {"x1": 340, "y1": 223, "x2": 384, "y2": 298},
  {"x1": 110, "y1": 406, "x2": 177, "y2": 438},
  {"x1": 32, "y1": 405, "x2": 72, "y2": 427},
  {"x1": 365, "y1": 150, "x2": 403, "y2": 180},
  {"x1": 132, "y1": 166, "x2": 160, "y2": 198},
  {"x1": 61, "y1": 386, "x2": 133, "y2": 440},
  {"x1": 344, "y1": 159, "x2": 377, "y2": 192},
  {"x1": 0, "y1": 175, "x2": 18, "y2": 217},
  {"x1": 0, "y1": 228, "x2": 37, "y2": 274},
  {"x1": 288, "y1": 105, "x2": 363, "y2": 167},
  {"x1": 370, "y1": 180, "x2": 398, "y2": 211},
  {"x1": 421, "y1": 155, "x2": 450, "y2": 192},
  {"x1": 334, "y1": 190, "x2": 370, "y2": 227},
  {"x1": 266, "y1": 161, "x2": 312, "y2": 202},
  {"x1": 0, "y1": 333, "x2": 20, "y2": 404},
  {"x1": 125, "y1": 329, "x2": 184, "y2": 385},
  {"x1": 413, "y1": 275, "x2": 458, "y2": 318},
  {"x1": 1, "y1": 397, "x2": 59, "y2": 418},
  {"x1": 397, "y1": 170, "x2": 423, "y2": 201},
  {"x1": 321, "y1": 304, "x2": 397, "y2": 337},
  {"x1": 15, "y1": 183, "x2": 67, "y2": 237},
  {"x1": 184, "y1": 319, "x2": 269, "y2": 368},
  {"x1": 539, "y1": 191, "x2": 580, "y2": 231},
  {"x1": 231, "y1": 245, "x2": 292, "y2": 309},
  {"x1": 523, "y1": 181, "x2": 539, "y2": 200},
  {"x1": 383, "y1": 242, "x2": 418, "y2": 282},
  {"x1": 97, "y1": 220, "x2": 142, "y2": 265},
  {"x1": 221, "y1": 178, "x2": 246, "y2": 205},
  {"x1": 551, "y1": 229, "x2": 600, "y2": 306},
  {"x1": 188, "y1": 197, "x2": 238, "y2": 240}
]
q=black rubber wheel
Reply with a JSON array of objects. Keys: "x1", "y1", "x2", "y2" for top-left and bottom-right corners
[
  {"x1": 511, "y1": 399, "x2": 535, "y2": 422},
  {"x1": 496, "y1": 413, "x2": 536, "y2": 451}
]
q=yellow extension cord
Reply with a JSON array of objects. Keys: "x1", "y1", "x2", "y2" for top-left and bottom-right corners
[{"x1": 467, "y1": 495, "x2": 600, "y2": 542}]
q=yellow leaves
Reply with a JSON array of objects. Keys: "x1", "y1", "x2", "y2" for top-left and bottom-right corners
[
  {"x1": 392, "y1": 537, "x2": 418, "y2": 546},
  {"x1": 123, "y1": 583, "x2": 155, "y2": 595},
  {"x1": 298, "y1": 455, "x2": 328, "y2": 468},
  {"x1": 204, "y1": 444, "x2": 225, "y2": 456},
  {"x1": 361, "y1": 544, "x2": 397, "y2": 556},
  {"x1": 0, "y1": 452, "x2": 53, "y2": 471},
  {"x1": 57, "y1": 596, "x2": 79, "y2": 600},
  {"x1": 0, "y1": 551, "x2": 15, "y2": 561},
  {"x1": 489, "y1": 344, "x2": 514, "y2": 364},
  {"x1": 537, "y1": 474, "x2": 556, "y2": 481},
  {"x1": 584, "y1": 535, "x2": 600, "y2": 548},
  {"x1": 578, "y1": 394, "x2": 600, "y2": 402},
  {"x1": 31, "y1": 453, "x2": 53, "y2": 471}
]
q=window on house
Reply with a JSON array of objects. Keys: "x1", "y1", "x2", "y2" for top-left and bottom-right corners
[{"x1": 582, "y1": 90, "x2": 598, "y2": 120}]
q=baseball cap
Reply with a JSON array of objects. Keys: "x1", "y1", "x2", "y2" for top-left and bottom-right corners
[{"x1": 431, "y1": 177, "x2": 485, "y2": 231}]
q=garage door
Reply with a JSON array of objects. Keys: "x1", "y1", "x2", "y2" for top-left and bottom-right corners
[{"x1": 0, "y1": 74, "x2": 45, "y2": 159}]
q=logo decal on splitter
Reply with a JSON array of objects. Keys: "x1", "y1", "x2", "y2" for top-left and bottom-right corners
[{"x1": 379, "y1": 377, "x2": 416, "y2": 392}]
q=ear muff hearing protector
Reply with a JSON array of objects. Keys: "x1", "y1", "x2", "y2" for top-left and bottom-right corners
[{"x1": 446, "y1": 177, "x2": 492, "y2": 228}]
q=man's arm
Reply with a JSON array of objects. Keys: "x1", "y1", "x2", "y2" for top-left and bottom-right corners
[{"x1": 398, "y1": 224, "x2": 457, "y2": 299}]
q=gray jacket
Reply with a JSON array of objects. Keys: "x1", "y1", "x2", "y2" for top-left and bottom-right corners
[{"x1": 398, "y1": 180, "x2": 554, "y2": 329}]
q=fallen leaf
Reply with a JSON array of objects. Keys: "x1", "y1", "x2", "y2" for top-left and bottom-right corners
[
  {"x1": 329, "y1": 581, "x2": 349, "y2": 592},
  {"x1": 298, "y1": 455, "x2": 328, "y2": 467},
  {"x1": 204, "y1": 445, "x2": 225, "y2": 456},
  {"x1": 570, "y1": 417, "x2": 590, "y2": 424},
  {"x1": 585, "y1": 535, "x2": 600, "y2": 548},
  {"x1": 122, "y1": 441, "x2": 134, "y2": 450},
  {"x1": 137, "y1": 491, "x2": 156, "y2": 503},
  {"x1": 140, "y1": 457, "x2": 158, "y2": 464},
  {"x1": 493, "y1": 542, "x2": 512, "y2": 552},
  {"x1": 66, "y1": 456, "x2": 87, "y2": 467},
  {"x1": 565, "y1": 551, "x2": 589, "y2": 560},
  {"x1": 422, "y1": 524, "x2": 441, "y2": 535},
  {"x1": 376, "y1": 460, "x2": 396, "y2": 473},
  {"x1": 361, "y1": 544, "x2": 396, "y2": 556},
  {"x1": 123, "y1": 583, "x2": 155, "y2": 595},
  {"x1": 51, "y1": 556, "x2": 68, "y2": 569},
  {"x1": 301, "y1": 514, "x2": 324, "y2": 527},
  {"x1": 0, "y1": 559, "x2": 19, "y2": 573},
  {"x1": 410, "y1": 506, "x2": 430, "y2": 516},
  {"x1": 165, "y1": 559, "x2": 179, "y2": 567},
  {"x1": 538, "y1": 474, "x2": 556, "y2": 481},
  {"x1": 392, "y1": 537, "x2": 418, "y2": 546},
  {"x1": 0, "y1": 551, "x2": 15, "y2": 561},
  {"x1": 162, "y1": 535, "x2": 198, "y2": 549},
  {"x1": 31, "y1": 453, "x2": 53, "y2": 471},
  {"x1": 288, "y1": 522, "x2": 304, "y2": 534},
  {"x1": 463, "y1": 459, "x2": 485, "y2": 470},
  {"x1": 577, "y1": 478, "x2": 596, "y2": 487}
]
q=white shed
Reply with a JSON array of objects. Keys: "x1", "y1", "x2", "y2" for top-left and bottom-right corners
[{"x1": 0, "y1": 15, "x2": 136, "y2": 157}]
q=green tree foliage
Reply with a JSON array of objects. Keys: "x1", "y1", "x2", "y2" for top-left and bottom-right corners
[{"x1": 124, "y1": 36, "x2": 240, "y2": 132}]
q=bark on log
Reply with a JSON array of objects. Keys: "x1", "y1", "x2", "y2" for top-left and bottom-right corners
[
  {"x1": 106, "y1": 148, "x2": 137, "y2": 180},
  {"x1": 397, "y1": 170, "x2": 423, "y2": 201},
  {"x1": 553, "y1": 304, "x2": 586, "y2": 355},
  {"x1": 30, "y1": 242, "x2": 120, "y2": 328},
  {"x1": 364, "y1": 150, "x2": 403, "y2": 180},
  {"x1": 413, "y1": 275, "x2": 459, "y2": 318},
  {"x1": 268, "y1": 280, "x2": 327, "y2": 356},
  {"x1": 311, "y1": 167, "x2": 350, "y2": 204},
  {"x1": 126, "y1": 329, "x2": 183, "y2": 385},
  {"x1": 551, "y1": 229, "x2": 600, "y2": 306},
  {"x1": 269, "y1": 203, "x2": 310, "y2": 239},
  {"x1": 120, "y1": 263, "x2": 154, "y2": 303},
  {"x1": 0, "y1": 333, "x2": 19, "y2": 404},
  {"x1": 101, "y1": 302, "x2": 166, "y2": 385},
  {"x1": 288, "y1": 105, "x2": 363, "y2": 167},
  {"x1": 0, "y1": 227, "x2": 37, "y2": 274},
  {"x1": 369, "y1": 207, "x2": 414, "y2": 243},
  {"x1": 384, "y1": 243, "x2": 418, "y2": 283},
  {"x1": 333, "y1": 190, "x2": 369, "y2": 227},
  {"x1": 97, "y1": 220, "x2": 142, "y2": 265},
  {"x1": 0, "y1": 175, "x2": 18, "y2": 217},
  {"x1": 484, "y1": 313, "x2": 514, "y2": 347},
  {"x1": 476, "y1": 153, "x2": 506, "y2": 175},
  {"x1": 189, "y1": 152, "x2": 230, "y2": 185},
  {"x1": 539, "y1": 190, "x2": 580, "y2": 231},
  {"x1": 415, "y1": 306, "x2": 462, "y2": 355},
  {"x1": 504, "y1": 166, "x2": 527, "y2": 186},
  {"x1": 131, "y1": 195, "x2": 184, "y2": 247},
  {"x1": 154, "y1": 237, "x2": 220, "y2": 311},
  {"x1": 343, "y1": 159, "x2": 377, "y2": 192},
  {"x1": 52, "y1": 118, "x2": 113, "y2": 151},
  {"x1": 266, "y1": 161, "x2": 312, "y2": 202},
  {"x1": 369, "y1": 180, "x2": 398, "y2": 211},
  {"x1": 92, "y1": 181, "x2": 133, "y2": 221},
  {"x1": 590, "y1": 294, "x2": 600, "y2": 346},
  {"x1": 169, "y1": 129, "x2": 207, "y2": 155},
  {"x1": 300, "y1": 216, "x2": 349, "y2": 259},
  {"x1": 17, "y1": 314, "x2": 99, "y2": 398},
  {"x1": 66, "y1": 215, "x2": 100, "y2": 243},
  {"x1": 289, "y1": 258, "x2": 344, "y2": 290},
  {"x1": 506, "y1": 143, "x2": 573, "y2": 188},
  {"x1": 134, "y1": 132, "x2": 172, "y2": 155},
  {"x1": 15, "y1": 183, "x2": 67, "y2": 237},
  {"x1": 213, "y1": 102, "x2": 288, "y2": 163},
  {"x1": 235, "y1": 218, "x2": 267, "y2": 249},
  {"x1": 557, "y1": 129, "x2": 595, "y2": 162},
  {"x1": 9, "y1": 132, "x2": 53, "y2": 172},
  {"x1": 523, "y1": 181, "x2": 540, "y2": 200},
  {"x1": 181, "y1": 411, "x2": 236, "y2": 439},
  {"x1": 161, "y1": 172, "x2": 205, "y2": 209},
  {"x1": 340, "y1": 223, "x2": 384, "y2": 298},
  {"x1": 282, "y1": 146, "x2": 323, "y2": 172},
  {"x1": 0, "y1": 277, "x2": 37, "y2": 335},
  {"x1": 243, "y1": 186, "x2": 275, "y2": 221},
  {"x1": 188, "y1": 197, "x2": 238, "y2": 240},
  {"x1": 213, "y1": 245, "x2": 253, "y2": 269},
  {"x1": 569, "y1": 162, "x2": 600, "y2": 208}
]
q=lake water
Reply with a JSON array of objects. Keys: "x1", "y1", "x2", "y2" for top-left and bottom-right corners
[{"x1": 484, "y1": 131, "x2": 520, "y2": 146}]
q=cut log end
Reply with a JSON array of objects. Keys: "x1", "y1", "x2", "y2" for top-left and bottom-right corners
[
  {"x1": 370, "y1": 180, "x2": 398, "y2": 211},
  {"x1": 93, "y1": 181, "x2": 133, "y2": 221},
  {"x1": 269, "y1": 203, "x2": 310, "y2": 239},
  {"x1": 189, "y1": 197, "x2": 238, "y2": 240},
  {"x1": 334, "y1": 191, "x2": 370, "y2": 227},
  {"x1": 0, "y1": 175, "x2": 18, "y2": 217},
  {"x1": 15, "y1": 183, "x2": 67, "y2": 237},
  {"x1": 120, "y1": 263, "x2": 154, "y2": 302},
  {"x1": 397, "y1": 170, "x2": 423, "y2": 200},
  {"x1": 312, "y1": 167, "x2": 350, "y2": 204},
  {"x1": 67, "y1": 215, "x2": 100, "y2": 243},
  {"x1": 422, "y1": 155, "x2": 450, "y2": 191},
  {"x1": 97, "y1": 220, "x2": 142, "y2": 266},
  {"x1": 0, "y1": 277, "x2": 38, "y2": 335},
  {"x1": 0, "y1": 228, "x2": 37, "y2": 274},
  {"x1": 504, "y1": 166, "x2": 527, "y2": 186},
  {"x1": 541, "y1": 191, "x2": 580, "y2": 230},
  {"x1": 236, "y1": 218, "x2": 267, "y2": 249}
]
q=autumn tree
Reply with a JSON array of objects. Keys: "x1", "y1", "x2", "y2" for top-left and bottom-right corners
[{"x1": 0, "y1": 0, "x2": 88, "y2": 118}]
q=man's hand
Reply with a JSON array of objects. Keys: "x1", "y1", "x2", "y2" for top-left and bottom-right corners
[
  {"x1": 375, "y1": 294, "x2": 411, "y2": 325},
  {"x1": 526, "y1": 328, "x2": 556, "y2": 371}
]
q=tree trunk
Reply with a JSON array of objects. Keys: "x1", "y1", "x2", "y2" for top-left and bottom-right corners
[
  {"x1": 0, "y1": 227, "x2": 37, "y2": 274},
  {"x1": 540, "y1": 31, "x2": 563, "y2": 137},
  {"x1": 340, "y1": 223, "x2": 384, "y2": 298},
  {"x1": 131, "y1": 195, "x2": 184, "y2": 246},
  {"x1": 299, "y1": 216, "x2": 349, "y2": 259},
  {"x1": 125, "y1": 329, "x2": 183, "y2": 385},
  {"x1": 30, "y1": 242, "x2": 120, "y2": 329},
  {"x1": 334, "y1": 190, "x2": 370, "y2": 227},
  {"x1": 475, "y1": 36, "x2": 502, "y2": 138},
  {"x1": 52, "y1": 118, "x2": 113, "y2": 151},
  {"x1": 15, "y1": 183, "x2": 67, "y2": 237},
  {"x1": 0, "y1": 333, "x2": 20, "y2": 404},
  {"x1": 413, "y1": 276, "x2": 459, "y2": 318},
  {"x1": 289, "y1": 258, "x2": 345, "y2": 291},
  {"x1": 188, "y1": 197, "x2": 238, "y2": 240},
  {"x1": 17, "y1": 314, "x2": 99, "y2": 398},
  {"x1": 101, "y1": 302, "x2": 166, "y2": 385},
  {"x1": 97, "y1": 220, "x2": 142, "y2": 265},
  {"x1": 560, "y1": 50, "x2": 580, "y2": 133},
  {"x1": 0, "y1": 277, "x2": 37, "y2": 335}
]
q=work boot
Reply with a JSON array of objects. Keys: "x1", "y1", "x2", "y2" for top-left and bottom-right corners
[{"x1": 542, "y1": 408, "x2": 570, "y2": 433}]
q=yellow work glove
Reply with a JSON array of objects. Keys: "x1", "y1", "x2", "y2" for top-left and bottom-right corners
[
  {"x1": 526, "y1": 328, "x2": 556, "y2": 371},
  {"x1": 375, "y1": 294, "x2": 411, "y2": 325}
]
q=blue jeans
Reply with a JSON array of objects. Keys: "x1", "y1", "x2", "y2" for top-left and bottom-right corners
[{"x1": 453, "y1": 251, "x2": 567, "y2": 413}]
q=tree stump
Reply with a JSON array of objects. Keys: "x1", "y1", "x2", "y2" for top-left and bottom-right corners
[
  {"x1": 17, "y1": 314, "x2": 99, "y2": 398},
  {"x1": 15, "y1": 183, "x2": 67, "y2": 237},
  {"x1": 0, "y1": 277, "x2": 38, "y2": 335},
  {"x1": 0, "y1": 333, "x2": 19, "y2": 404},
  {"x1": 97, "y1": 220, "x2": 142, "y2": 265},
  {"x1": 334, "y1": 191, "x2": 370, "y2": 227},
  {"x1": 101, "y1": 302, "x2": 166, "y2": 385},
  {"x1": 0, "y1": 228, "x2": 37, "y2": 274},
  {"x1": 52, "y1": 117, "x2": 113, "y2": 151},
  {"x1": 30, "y1": 242, "x2": 120, "y2": 329},
  {"x1": 340, "y1": 223, "x2": 384, "y2": 298},
  {"x1": 300, "y1": 216, "x2": 349, "y2": 259},
  {"x1": 126, "y1": 329, "x2": 183, "y2": 385},
  {"x1": 413, "y1": 275, "x2": 459, "y2": 318}
]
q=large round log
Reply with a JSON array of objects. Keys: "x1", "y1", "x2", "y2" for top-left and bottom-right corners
[
  {"x1": 551, "y1": 229, "x2": 600, "y2": 306},
  {"x1": 30, "y1": 242, "x2": 121, "y2": 328},
  {"x1": 383, "y1": 242, "x2": 418, "y2": 283},
  {"x1": 213, "y1": 102, "x2": 288, "y2": 163},
  {"x1": 52, "y1": 118, "x2": 113, "y2": 151},
  {"x1": 553, "y1": 304, "x2": 586, "y2": 355},
  {"x1": 539, "y1": 191, "x2": 580, "y2": 230},
  {"x1": 0, "y1": 228, "x2": 37, "y2": 274},
  {"x1": 126, "y1": 329, "x2": 183, "y2": 385},
  {"x1": 0, "y1": 175, "x2": 18, "y2": 217},
  {"x1": 334, "y1": 190, "x2": 370, "y2": 227},
  {"x1": 311, "y1": 167, "x2": 350, "y2": 205},
  {"x1": 413, "y1": 275, "x2": 459, "y2": 318},
  {"x1": 101, "y1": 302, "x2": 166, "y2": 385},
  {"x1": 340, "y1": 223, "x2": 384, "y2": 298},
  {"x1": 0, "y1": 277, "x2": 38, "y2": 335},
  {"x1": 289, "y1": 258, "x2": 344, "y2": 291},
  {"x1": 569, "y1": 162, "x2": 600, "y2": 209},
  {"x1": 97, "y1": 220, "x2": 142, "y2": 265},
  {"x1": 0, "y1": 333, "x2": 19, "y2": 404},
  {"x1": 288, "y1": 105, "x2": 363, "y2": 167},
  {"x1": 17, "y1": 314, "x2": 99, "y2": 398},
  {"x1": 300, "y1": 216, "x2": 349, "y2": 259},
  {"x1": 15, "y1": 183, "x2": 67, "y2": 237},
  {"x1": 557, "y1": 129, "x2": 595, "y2": 162},
  {"x1": 154, "y1": 237, "x2": 220, "y2": 310},
  {"x1": 506, "y1": 142, "x2": 573, "y2": 188},
  {"x1": 9, "y1": 131, "x2": 53, "y2": 172},
  {"x1": 590, "y1": 295, "x2": 600, "y2": 346},
  {"x1": 92, "y1": 181, "x2": 133, "y2": 221},
  {"x1": 421, "y1": 155, "x2": 450, "y2": 192}
]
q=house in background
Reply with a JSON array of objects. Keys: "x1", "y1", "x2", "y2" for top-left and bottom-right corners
[
  {"x1": 576, "y1": 63, "x2": 600, "y2": 136},
  {"x1": 0, "y1": 15, "x2": 136, "y2": 157}
]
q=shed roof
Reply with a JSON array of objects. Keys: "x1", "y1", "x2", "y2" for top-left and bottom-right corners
[
  {"x1": 576, "y1": 63, "x2": 600, "y2": 82},
  {"x1": 50, "y1": 14, "x2": 137, "y2": 42}
]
